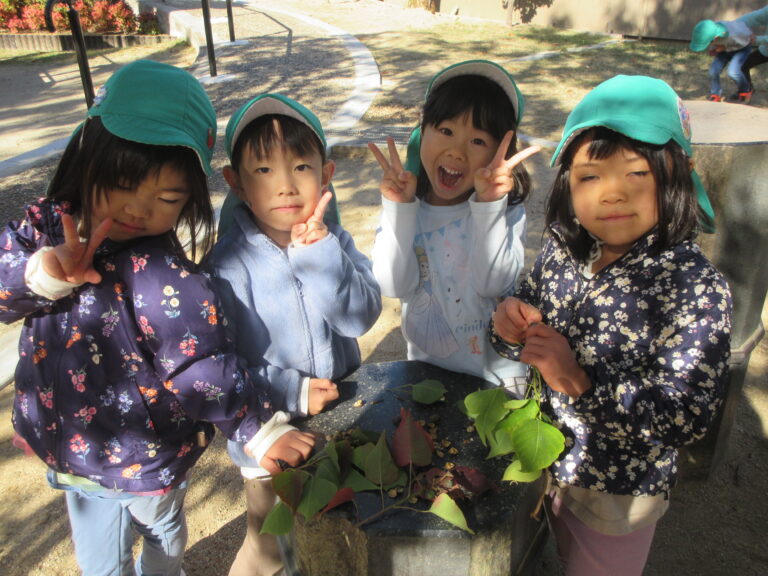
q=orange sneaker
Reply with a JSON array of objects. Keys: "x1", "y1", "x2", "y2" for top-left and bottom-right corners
[
  {"x1": 707, "y1": 93, "x2": 723, "y2": 102},
  {"x1": 738, "y1": 91, "x2": 753, "y2": 104}
]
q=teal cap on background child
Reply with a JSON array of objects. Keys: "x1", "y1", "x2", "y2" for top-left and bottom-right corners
[
  {"x1": 551, "y1": 74, "x2": 715, "y2": 231},
  {"x1": 225, "y1": 93, "x2": 327, "y2": 160},
  {"x1": 404, "y1": 60, "x2": 525, "y2": 174},
  {"x1": 87, "y1": 59, "x2": 217, "y2": 176},
  {"x1": 689, "y1": 19, "x2": 728, "y2": 51}
]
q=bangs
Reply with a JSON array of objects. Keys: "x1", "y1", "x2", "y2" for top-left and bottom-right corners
[
  {"x1": 87, "y1": 138, "x2": 199, "y2": 195},
  {"x1": 233, "y1": 115, "x2": 325, "y2": 169},
  {"x1": 422, "y1": 75, "x2": 517, "y2": 141}
]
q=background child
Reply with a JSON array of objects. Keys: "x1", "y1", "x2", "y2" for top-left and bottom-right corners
[
  {"x1": 689, "y1": 8, "x2": 768, "y2": 103},
  {"x1": 0, "y1": 61, "x2": 314, "y2": 576},
  {"x1": 369, "y1": 59, "x2": 539, "y2": 394},
  {"x1": 490, "y1": 75, "x2": 732, "y2": 575},
  {"x1": 205, "y1": 93, "x2": 382, "y2": 576}
]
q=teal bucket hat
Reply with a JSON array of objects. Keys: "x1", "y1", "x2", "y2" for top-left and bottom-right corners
[
  {"x1": 225, "y1": 93, "x2": 326, "y2": 160},
  {"x1": 404, "y1": 60, "x2": 524, "y2": 174},
  {"x1": 690, "y1": 19, "x2": 728, "y2": 52},
  {"x1": 551, "y1": 75, "x2": 715, "y2": 232},
  {"x1": 87, "y1": 60, "x2": 217, "y2": 176}
]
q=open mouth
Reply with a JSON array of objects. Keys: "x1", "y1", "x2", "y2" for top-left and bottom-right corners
[{"x1": 438, "y1": 166, "x2": 463, "y2": 189}]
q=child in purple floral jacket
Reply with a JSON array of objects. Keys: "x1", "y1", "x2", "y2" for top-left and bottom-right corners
[{"x1": 0, "y1": 61, "x2": 314, "y2": 576}]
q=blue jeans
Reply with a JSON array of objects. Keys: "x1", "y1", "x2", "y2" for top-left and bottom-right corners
[
  {"x1": 709, "y1": 46, "x2": 752, "y2": 95},
  {"x1": 53, "y1": 472, "x2": 188, "y2": 576}
]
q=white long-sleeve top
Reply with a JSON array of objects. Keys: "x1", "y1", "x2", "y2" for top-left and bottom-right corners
[{"x1": 372, "y1": 193, "x2": 527, "y2": 392}]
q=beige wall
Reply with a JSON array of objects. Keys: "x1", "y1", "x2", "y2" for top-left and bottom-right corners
[{"x1": 384, "y1": 1, "x2": 767, "y2": 41}]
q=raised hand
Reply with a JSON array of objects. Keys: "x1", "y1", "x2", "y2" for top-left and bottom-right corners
[
  {"x1": 41, "y1": 214, "x2": 112, "y2": 285},
  {"x1": 259, "y1": 429, "x2": 316, "y2": 475},
  {"x1": 368, "y1": 137, "x2": 417, "y2": 204},
  {"x1": 308, "y1": 378, "x2": 339, "y2": 415},
  {"x1": 492, "y1": 297, "x2": 543, "y2": 345},
  {"x1": 291, "y1": 189, "x2": 333, "y2": 247},
  {"x1": 474, "y1": 131, "x2": 541, "y2": 203}
]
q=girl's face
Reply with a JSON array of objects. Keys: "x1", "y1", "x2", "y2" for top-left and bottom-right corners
[
  {"x1": 92, "y1": 163, "x2": 190, "y2": 243},
  {"x1": 569, "y1": 138, "x2": 659, "y2": 268},
  {"x1": 419, "y1": 112, "x2": 500, "y2": 206},
  {"x1": 227, "y1": 125, "x2": 334, "y2": 247}
]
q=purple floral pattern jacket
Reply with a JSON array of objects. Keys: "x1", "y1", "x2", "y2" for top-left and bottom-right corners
[
  {"x1": 1, "y1": 199, "x2": 273, "y2": 493},
  {"x1": 490, "y1": 225, "x2": 732, "y2": 497}
]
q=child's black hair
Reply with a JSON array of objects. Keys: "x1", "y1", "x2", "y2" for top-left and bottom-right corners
[
  {"x1": 230, "y1": 115, "x2": 326, "y2": 172},
  {"x1": 416, "y1": 74, "x2": 531, "y2": 204},
  {"x1": 546, "y1": 127, "x2": 703, "y2": 261},
  {"x1": 47, "y1": 117, "x2": 214, "y2": 262}
]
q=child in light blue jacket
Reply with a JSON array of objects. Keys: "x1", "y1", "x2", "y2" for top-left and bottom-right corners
[{"x1": 205, "y1": 94, "x2": 382, "y2": 576}]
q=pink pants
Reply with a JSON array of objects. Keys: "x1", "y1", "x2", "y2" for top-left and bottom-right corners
[{"x1": 546, "y1": 493, "x2": 657, "y2": 576}]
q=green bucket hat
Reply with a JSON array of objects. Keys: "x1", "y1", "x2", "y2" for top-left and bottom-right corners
[
  {"x1": 550, "y1": 75, "x2": 715, "y2": 232},
  {"x1": 87, "y1": 60, "x2": 217, "y2": 176},
  {"x1": 225, "y1": 93, "x2": 326, "y2": 160},
  {"x1": 690, "y1": 19, "x2": 728, "y2": 52},
  {"x1": 404, "y1": 60, "x2": 524, "y2": 174}
]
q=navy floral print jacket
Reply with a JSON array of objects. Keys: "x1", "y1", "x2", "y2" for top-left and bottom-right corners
[
  {"x1": 490, "y1": 225, "x2": 732, "y2": 497},
  {"x1": 0, "y1": 200, "x2": 273, "y2": 493}
]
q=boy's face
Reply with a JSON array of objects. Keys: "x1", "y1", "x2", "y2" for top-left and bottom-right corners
[{"x1": 226, "y1": 126, "x2": 334, "y2": 247}]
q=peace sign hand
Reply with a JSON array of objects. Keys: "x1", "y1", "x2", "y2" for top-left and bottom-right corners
[
  {"x1": 368, "y1": 138, "x2": 417, "y2": 204},
  {"x1": 41, "y1": 214, "x2": 112, "y2": 285},
  {"x1": 474, "y1": 131, "x2": 541, "y2": 203},
  {"x1": 291, "y1": 189, "x2": 333, "y2": 247}
]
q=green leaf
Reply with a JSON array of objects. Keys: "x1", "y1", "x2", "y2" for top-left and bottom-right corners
[
  {"x1": 352, "y1": 443, "x2": 374, "y2": 470},
  {"x1": 487, "y1": 427, "x2": 516, "y2": 459},
  {"x1": 260, "y1": 500, "x2": 294, "y2": 535},
  {"x1": 297, "y1": 475, "x2": 338, "y2": 521},
  {"x1": 364, "y1": 432, "x2": 400, "y2": 486},
  {"x1": 411, "y1": 379, "x2": 447, "y2": 404},
  {"x1": 510, "y1": 419, "x2": 565, "y2": 473},
  {"x1": 496, "y1": 398, "x2": 540, "y2": 434},
  {"x1": 392, "y1": 408, "x2": 434, "y2": 467},
  {"x1": 429, "y1": 493, "x2": 474, "y2": 534},
  {"x1": 463, "y1": 388, "x2": 509, "y2": 446},
  {"x1": 503, "y1": 398, "x2": 531, "y2": 410},
  {"x1": 341, "y1": 468, "x2": 380, "y2": 492},
  {"x1": 314, "y1": 444, "x2": 341, "y2": 487},
  {"x1": 501, "y1": 459, "x2": 542, "y2": 483}
]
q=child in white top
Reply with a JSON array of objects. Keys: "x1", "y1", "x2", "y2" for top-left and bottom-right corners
[{"x1": 369, "y1": 60, "x2": 539, "y2": 393}]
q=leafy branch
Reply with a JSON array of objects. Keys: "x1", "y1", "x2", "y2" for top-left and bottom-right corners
[
  {"x1": 260, "y1": 378, "x2": 488, "y2": 536},
  {"x1": 462, "y1": 367, "x2": 565, "y2": 483}
]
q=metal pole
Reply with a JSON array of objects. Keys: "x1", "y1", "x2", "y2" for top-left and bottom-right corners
[
  {"x1": 226, "y1": 0, "x2": 236, "y2": 42},
  {"x1": 68, "y1": 6, "x2": 94, "y2": 107},
  {"x1": 44, "y1": 0, "x2": 94, "y2": 109},
  {"x1": 200, "y1": 0, "x2": 217, "y2": 77}
]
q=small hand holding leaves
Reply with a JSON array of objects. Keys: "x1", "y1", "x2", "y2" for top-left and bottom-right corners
[
  {"x1": 259, "y1": 429, "x2": 316, "y2": 476},
  {"x1": 368, "y1": 138, "x2": 417, "y2": 204},
  {"x1": 42, "y1": 214, "x2": 112, "y2": 285},
  {"x1": 474, "y1": 131, "x2": 541, "y2": 203},
  {"x1": 291, "y1": 190, "x2": 333, "y2": 247},
  {"x1": 493, "y1": 297, "x2": 591, "y2": 398}
]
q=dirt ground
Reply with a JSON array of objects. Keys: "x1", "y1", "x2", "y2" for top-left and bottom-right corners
[{"x1": 1, "y1": 1, "x2": 767, "y2": 575}]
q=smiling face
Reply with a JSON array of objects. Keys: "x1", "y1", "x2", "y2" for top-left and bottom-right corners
[
  {"x1": 569, "y1": 137, "x2": 659, "y2": 270},
  {"x1": 419, "y1": 112, "x2": 500, "y2": 206},
  {"x1": 91, "y1": 163, "x2": 190, "y2": 242},
  {"x1": 227, "y1": 120, "x2": 333, "y2": 247}
]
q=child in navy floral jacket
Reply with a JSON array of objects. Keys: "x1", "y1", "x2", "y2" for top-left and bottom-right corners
[
  {"x1": 490, "y1": 76, "x2": 732, "y2": 576},
  {"x1": 0, "y1": 61, "x2": 314, "y2": 576}
]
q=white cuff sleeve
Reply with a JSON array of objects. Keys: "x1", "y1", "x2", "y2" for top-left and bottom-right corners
[
  {"x1": 240, "y1": 411, "x2": 297, "y2": 479},
  {"x1": 25, "y1": 247, "x2": 81, "y2": 300},
  {"x1": 299, "y1": 377, "x2": 310, "y2": 417}
]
